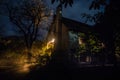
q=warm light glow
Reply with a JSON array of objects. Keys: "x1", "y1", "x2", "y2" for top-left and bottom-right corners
[
  {"x1": 22, "y1": 64, "x2": 30, "y2": 72},
  {"x1": 47, "y1": 38, "x2": 55, "y2": 49},
  {"x1": 50, "y1": 38, "x2": 55, "y2": 43},
  {"x1": 16, "y1": 63, "x2": 37, "y2": 73},
  {"x1": 14, "y1": 64, "x2": 30, "y2": 73}
]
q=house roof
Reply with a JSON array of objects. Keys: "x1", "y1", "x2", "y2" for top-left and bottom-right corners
[{"x1": 62, "y1": 17, "x2": 93, "y2": 33}]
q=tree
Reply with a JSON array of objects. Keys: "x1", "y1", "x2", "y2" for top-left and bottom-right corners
[
  {"x1": 81, "y1": 0, "x2": 120, "y2": 65},
  {"x1": 50, "y1": 0, "x2": 120, "y2": 66},
  {"x1": 89, "y1": 0, "x2": 120, "y2": 65},
  {"x1": 5, "y1": 0, "x2": 50, "y2": 58},
  {"x1": 51, "y1": 0, "x2": 73, "y2": 8}
]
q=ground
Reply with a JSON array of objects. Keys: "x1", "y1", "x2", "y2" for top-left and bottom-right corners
[{"x1": 0, "y1": 63, "x2": 120, "y2": 80}]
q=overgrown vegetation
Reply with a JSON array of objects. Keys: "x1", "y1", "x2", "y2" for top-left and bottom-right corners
[
  {"x1": 0, "y1": 37, "x2": 54, "y2": 66},
  {"x1": 68, "y1": 32, "x2": 120, "y2": 64},
  {"x1": 0, "y1": 0, "x2": 52, "y2": 59}
]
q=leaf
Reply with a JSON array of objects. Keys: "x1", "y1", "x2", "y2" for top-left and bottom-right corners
[
  {"x1": 89, "y1": 1, "x2": 95, "y2": 10},
  {"x1": 69, "y1": 2, "x2": 72, "y2": 7},
  {"x1": 69, "y1": 0, "x2": 73, "y2": 7},
  {"x1": 63, "y1": 0, "x2": 73, "y2": 8},
  {"x1": 51, "y1": 0, "x2": 55, "y2": 4},
  {"x1": 64, "y1": 3, "x2": 67, "y2": 8},
  {"x1": 92, "y1": 17, "x2": 96, "y2": 22}
]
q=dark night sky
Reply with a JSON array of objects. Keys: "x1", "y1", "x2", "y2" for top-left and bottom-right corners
[
  {"x1": 0, "y1": 0, "x2": 104, "y2": 37},
  {"x1": 46, "y1": 0, "x2": 104, "y2": 25}
]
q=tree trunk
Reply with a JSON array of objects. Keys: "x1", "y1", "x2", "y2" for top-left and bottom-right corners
[{"x1": 24, "y1": 35, "x2": 33, "y2": 62}]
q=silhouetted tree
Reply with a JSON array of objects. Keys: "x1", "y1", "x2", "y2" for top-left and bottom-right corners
[
  {"x1": 51, "y1": 0, "x2": 73, "y2": 8},
  {"x1": 5, "y1": 0, "x2": 50, "y2": 58},
  {"x1": 50, "y1": 0, "x2": 120, "y2": 66},
  {"x1": 90, "y1": 0, "x2": 120, "y2": 65}
]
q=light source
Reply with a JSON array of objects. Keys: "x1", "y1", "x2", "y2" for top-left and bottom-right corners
[
  {"x1": 50, "y1": 38, "x2": 55, "y2": 43},
  {"x1": 47, "y1": 38, "x2": 55, "y2": 49}
]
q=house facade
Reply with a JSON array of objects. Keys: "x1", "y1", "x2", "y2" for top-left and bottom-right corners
[
  {"x1": 47, "y1": 11, "x2": 93, "y2": 52},
  {"x1": 46, "y1": 6, "x2": 106, "y2": 64}
]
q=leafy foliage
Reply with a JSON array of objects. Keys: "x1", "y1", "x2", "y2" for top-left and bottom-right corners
[
  {"x1": 81, "y1": 12, "x2": 104, "y2": 24},
  {"x1": 89, "y1": 0, "x2": 107, "y2": 10},
  {"x1": 0, "y1": 37, "x2": 54, "y2": 66},
  {"x1": 88, "y1": 34, "x2": 103, "y2": 53},
  {"x1": 68, "y1": 32, "x2": 104, "y2": 63},
  {"x1": 51, "y1": 0, "x2": 73, "y2": 8}
]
